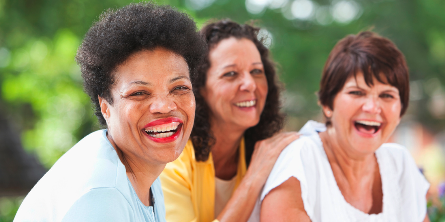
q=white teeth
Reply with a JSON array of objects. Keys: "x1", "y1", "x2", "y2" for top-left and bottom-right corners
[
  {"x1": 145, "y1": 122, "x2": 180, "y2": 133},
  {"x1": 150, "y1": 132, "x2": 175, "y2": 138},
  {"x1": 236, "y1": 100, "x2": 256, "y2": 107},
  {"x1": 356, "y1": 120, "x2": 381, "y2": 127}
]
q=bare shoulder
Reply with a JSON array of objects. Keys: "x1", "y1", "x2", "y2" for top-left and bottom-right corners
[{"x1": 260, "y1": 177, "x2": 311, "y2": 222}]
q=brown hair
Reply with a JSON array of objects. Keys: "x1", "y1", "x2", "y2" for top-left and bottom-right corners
[
  {"x1": 318, "y1": 31, "x2": 410, "y2": 125},
  {"x1": 191, "y1": 19, "x2": 284, "y2": 165}
]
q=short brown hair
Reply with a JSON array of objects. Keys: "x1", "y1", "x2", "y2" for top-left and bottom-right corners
[{"x1": 318, "y1": 31, "x2": 410, "y2": 124}]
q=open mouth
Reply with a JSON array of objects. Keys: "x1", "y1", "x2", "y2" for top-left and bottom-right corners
[
  {"x1": 235, "y1": 100, "x2": 256, "y2": 108},
  {"x1": 144, "y1": 122, "x2": 182, "y2": 139},
  {"x1": 354, "y1": 120, "x2": 382, "y2": 134}
]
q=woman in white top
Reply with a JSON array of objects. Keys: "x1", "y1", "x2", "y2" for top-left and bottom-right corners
[{"x1": 258, "y1": 32, "x2": 430, "y2": 222}]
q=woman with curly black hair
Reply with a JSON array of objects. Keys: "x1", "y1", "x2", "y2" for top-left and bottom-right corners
[
  {"x1": 161, "y1": 19, "x2": 299, "y2": 222},
  {"x1": 15, "y1": 3, "x2": 205, "y2": 222}
]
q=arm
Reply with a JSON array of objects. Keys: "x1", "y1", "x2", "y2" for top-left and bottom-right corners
[
  {"x1": 216, "y1": 132, "x2": 300, "y2": 222},
  {"x1": 261, "y1": 177, "x2": 310, "y2": 222}
]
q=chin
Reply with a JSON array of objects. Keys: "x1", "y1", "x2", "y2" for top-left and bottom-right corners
[
  {"x1": 239, "y1": 118, "x2": 261, "y2": 128},
  {"x1": 353, "y1": 141, "x2": 382, "y2": 154},
  {"x1": 164, "y1": 146, "x2": 185, "y2": 163}
]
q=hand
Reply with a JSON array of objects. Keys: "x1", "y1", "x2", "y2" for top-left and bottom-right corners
[
  {"x1": 246, "y1": 131, "x2": 300, "y2": 186},
  {"x1": 216, "y1": 132, "x2": 300, "y2": 222}
]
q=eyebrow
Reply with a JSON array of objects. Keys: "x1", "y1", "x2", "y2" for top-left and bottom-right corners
[
  {"x1": 222, "y1": 64, "x2": 236, "y2": 69},
  {"x1": 129, "y1": 80, "x2": 151, "y2": 86},
  {"x1": 222, "y1": 62, "x2": 263, "y2": 69},
  {"x1": 128, "y1": 75, "x2": 190, "y2": 86},
  {"x1": 170, "y1": 75, "x2": 190, "y2": 83},
  {"x1": 382, "y1": 88, "x2": 399, "y2": 93}
]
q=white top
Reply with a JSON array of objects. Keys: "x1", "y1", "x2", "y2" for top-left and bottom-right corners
[
  {"x1": 249, "y1": 120, "x2": 429, "y2": 222},
  {"x1": 14, "y1": 130, "x2": 166, "y2": 222},
  {"x1": 214, "y1": 175, "x2": 237, "y2": 217}
]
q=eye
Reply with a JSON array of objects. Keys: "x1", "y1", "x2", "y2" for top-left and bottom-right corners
[
  {"x1": 223, "y1": 71, "x2": 237, "y2": 77},
  {"x1": 348, "y1": 91, "x2": 364, "y2": 96},
  {"x1": 171, "y1": 85, "x2": 191, "y2": 95},
  {"x1": 251, "y1": 69, "x2": 264, "y2": 75},
  {"x1": 125, "y1": 90, "x2": 150, "y2": 100},
  {"x1": 130, "y1": 91, "x2": 147, "y2": 96},
  {"x1": 380, "y1": 93, "x2": 394, "y2": 99},
  {"x1": 173, "y1": 85, "x2": 191, "y2": 91}
]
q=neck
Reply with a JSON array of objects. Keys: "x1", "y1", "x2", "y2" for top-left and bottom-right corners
[
  {"x1": 210, "y1": 118, "x2": 245, "y2": 180},
  {"x1": 319, "y1": 127, "x2": 382, "y2": 213},
  {"x1": 107, "y1": 132, "x2": 163, "y2": 206},
  {"x1": 320, "y1": 127, "x2": 377, "y2": 179}
]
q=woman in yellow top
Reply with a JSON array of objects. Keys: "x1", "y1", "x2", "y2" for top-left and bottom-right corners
[{"x1": 160, "y1": 19, "x2": 299, "y2": 222}]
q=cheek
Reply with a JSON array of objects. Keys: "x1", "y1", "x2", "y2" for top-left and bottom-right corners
[
  {"x1": 121, "y1": 101, "x2": 145, "y2": 120},
  {"x1": 332, "y1": 96, "x2": 354, "y2": 119},
  {"x1": 108, "y1": 102, "x2": 141, "y2": 138},
  {"x1": 390, "y1": 102, "x2": 402, "y2": 115},
  {"x1": 257, "y1": 78, "x2": 268, "y2": 99},
  {"x1": 177, "y1": 93, "x2": 196, "y2": 124},
  {"x1": 386, "y1": 102, "x2": 402, "y2": 124},
  {"x1": 205, "y1": 83, "x2": 235, "y2": 107}
]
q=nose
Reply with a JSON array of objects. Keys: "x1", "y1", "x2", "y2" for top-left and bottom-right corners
[
  {"x1": 362, "y1": 96, "x2": 381, "y2": 114},
  {"x1": 149, "y1": 95, "x2": 177, "y2": 114},
  {"x1": 239, "y1": 72, "x2": 256, "y2": 92}
]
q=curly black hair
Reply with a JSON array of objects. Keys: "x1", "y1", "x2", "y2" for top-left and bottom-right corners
[
  {"x1": 76, "y1": 2, "x2": 206, "y2": 126},
  {"x1": 191, "y1": 19, "x2": 284, "y2": 165}
]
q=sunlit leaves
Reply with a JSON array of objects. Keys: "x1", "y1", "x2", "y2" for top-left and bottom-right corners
[{"x1": 1, "y1": 29, "x2": 96, "y2": 167}]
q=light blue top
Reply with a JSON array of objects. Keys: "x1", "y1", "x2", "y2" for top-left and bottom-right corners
[{"x1": 14, "y1": 130, "x2": 166, "y2": 222}]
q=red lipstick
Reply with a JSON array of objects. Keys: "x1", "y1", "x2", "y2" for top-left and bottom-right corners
[
  {"x1": 143, "y1": 117, "x2": 183, "y2": 143},
  {"x1": 144, "y1": 117, "x2": 182, "y2": 128}
]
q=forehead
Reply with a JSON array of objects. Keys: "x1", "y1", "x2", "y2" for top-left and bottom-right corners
[
  {"x1": 209, "y1": 37, "x2": 261, "y2": 65},
  {"x1": 114, "y1": 48, "x2": 189, "y2": 82}
]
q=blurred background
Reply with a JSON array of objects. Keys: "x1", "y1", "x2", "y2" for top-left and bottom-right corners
[{"x1": 0, "y1": 0, "x2": 444, "y2": 220}]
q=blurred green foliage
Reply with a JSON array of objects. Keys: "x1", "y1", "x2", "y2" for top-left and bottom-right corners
[
  {"x1": 428, "y1": 182, "x2": 445, "y2": 221},
  {"x1": 0, "y1": 197, "x2": 23, "y2": 222},
  {"x1": 0, "y1": 0, "x2": 444, "y2": 220}
]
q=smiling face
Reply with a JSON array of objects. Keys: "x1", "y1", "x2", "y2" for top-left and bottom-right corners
[
  {"x1": 201, "y1": 37, "x2": 268, "y2": 132},
  {"x1": 323, "y1": 72, "x2": 402, "y2": 155},
  {"x1": 100, "y1": 48, "x2": 195, "y2": 166}
]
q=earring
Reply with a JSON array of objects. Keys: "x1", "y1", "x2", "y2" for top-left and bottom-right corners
[{"x1": 326, "y1": 110, "x2": 331, "y2": 117}]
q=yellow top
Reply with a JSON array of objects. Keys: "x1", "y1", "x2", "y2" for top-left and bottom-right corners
[{"x1": 160, "y1": 139, "x2": 247, "y2": 222}]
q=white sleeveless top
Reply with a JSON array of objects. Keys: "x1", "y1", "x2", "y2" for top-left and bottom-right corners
[{"x1": 249, "y1": 120, "x2": 429, "y2": 222}]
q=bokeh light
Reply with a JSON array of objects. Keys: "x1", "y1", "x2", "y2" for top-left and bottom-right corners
[
  {"x1": 331, "y1": 0, "x2": 361, "y2": 24},
  {"x1": 291, "y1": 0, "x2": 315, "y2": 20}
]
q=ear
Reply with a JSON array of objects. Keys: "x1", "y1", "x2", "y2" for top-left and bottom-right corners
[
  {"x1": 322, "y1": 105, "x2": 332, "y2": 118},
  {"x1": 99, "y1": 96, "x2": 111, "y2": 123}
]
